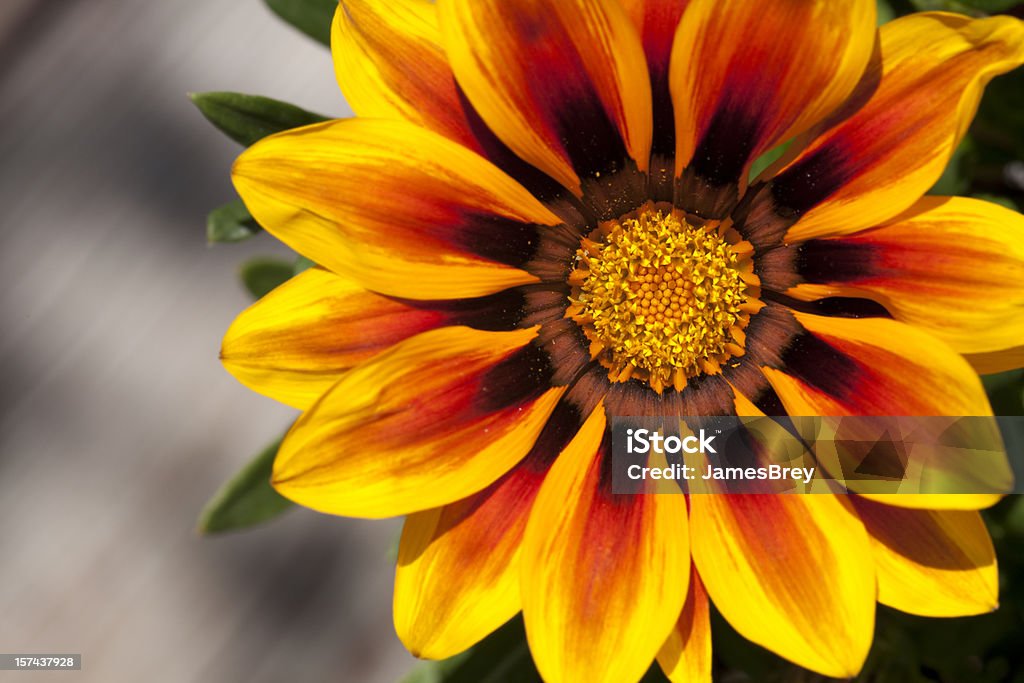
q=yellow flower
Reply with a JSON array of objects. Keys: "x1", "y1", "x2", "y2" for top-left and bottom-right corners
[{"x1": 221, "y1": 1, "x2": 1024, "y2": 681}]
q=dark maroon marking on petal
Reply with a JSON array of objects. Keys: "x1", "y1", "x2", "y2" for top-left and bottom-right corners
[
  {"x1": 392, "y1": 286, "x2": 567, "y2": 332},
  {"x1": 603, "y1": 372, "x2": 738, "y2": 417},
  {"x1": 580, "y1": 161, "x2": 649, "y2": 222},
  {"x1": 524, "y1": 372, "x2": 606, "y2": 471},
  {"x1": 469, "y1": 5, "x2": 646, "y2": 222},
  {"x1": 796, "y1": 239, "x2": 881, "y2": 284},
  {"x1": 767, "y1": 144, "x2": 857, "y2": 219},
  {"x1": 519, "y1": 287, "x2": 572, "y2": 327},
  {"x1": 448, "y1": 210, "x2": 544, "y2": 268},
  {"x1": 676, "y1": 165, "x2": 741, "y2": 221},
  {"x1": 632, "y1": 1, "x2": 686, "y2": 203},
  {"x1": 564, "y1": 363, "x2": 614, "y2": 414},
  {"x1": 476, "y1": 343, "x2": 556, "y2": 414},
  {"x1": 764, "y1": 290, "x2": 892, "y2": 319},
  {"x1": 676, "y1": 104, "x2": 760, "y2": 219},
  {"x1": 729, "y1": 181, "x2": 792, "y2": 250},
  {"x1": 730, "y1": 48, "x2": 884, "y2": 250},
  {"x1": 456, "y1": 86, "x2": 594, "y2": 231},
  {"x1": 777, "y1": 331, "x2": 862, "y2": 404},
  {"x1": 649, "y1": 154, "x2": 675, "y2": 204},
  {"x1": 729, "y1": 143, "x2": 856, "y2": 250}
]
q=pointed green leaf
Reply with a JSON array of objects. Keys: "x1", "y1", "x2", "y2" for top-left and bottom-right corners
[
  {"x1": 198, "y1": 437, "x2": 294, "y2": 534},
  {"x1": 748, "y1": 139, "x2": 793, "y2": 183},
  {"x1": 240, "y1": 257, "x2": 295, "y2": 299},
  {"x1": 907, "y1": 0, "x2": 1021, "y2": 14},
  {"x1": 293, "y1": 255, "x2": 317, "y2": 275},
  {"x1": 264, "y1": 0, "x2": 337, "y2": 46},
  {"x1": 207, "y1": 198, "x2": 261, "y2": 243},
  {"x1": 189, "y1": 92, "x2": 328, "y2": 147}
]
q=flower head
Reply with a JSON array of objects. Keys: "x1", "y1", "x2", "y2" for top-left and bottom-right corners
[{"x1": 222, "y1": 1, "x2": 1024, "y2": 681}]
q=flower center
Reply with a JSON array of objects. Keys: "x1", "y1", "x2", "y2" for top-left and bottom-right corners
[{"x1": 567, "y1": 206, "x2": 760, "y2": 393}]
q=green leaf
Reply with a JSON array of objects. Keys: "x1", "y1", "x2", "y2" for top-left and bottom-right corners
[
  {"x1": 264, "y1": 0, "x2": 337, "y2": 46},
  {"x1": 293, "y1": 255, "x2": 317, "y2": 275},
  {"x1": 972, "y1": 193, "x2": 1021, "y2": 211},
  {"x1": 907, "y1": 0, "x2": 1021, "y2": 14},
  {"x1": 748, "y1": 139, "x2": 792, "y2": 183},
  {"x1": 198, "y1": 437, "x2": 294, "y2": 534},
  {"x1": 189, "y1": 91, "x2": 328, "y2": 147},
  {"x1": 207, "y1": 198, "x2": 260, "y2": 243},
  {"x1": 876, "y1": 0, "x2": 897, "y2": 24},
  {"x1": 240, "y1": 257, "x2": 295, "y2": 299}
]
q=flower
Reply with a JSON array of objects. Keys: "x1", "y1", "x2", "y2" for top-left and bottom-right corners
[{"x1": 221, "y1": 1, "x2": 1024, "y2": 681}]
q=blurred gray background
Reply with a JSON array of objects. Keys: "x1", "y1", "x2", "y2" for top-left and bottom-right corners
[{"x1": 0, "y1": 1, "x2": 412, "y2": 680}]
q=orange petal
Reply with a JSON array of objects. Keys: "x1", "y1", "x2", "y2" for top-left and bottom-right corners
[
  {"x1": 670, "y1": 0, "x2": 876, "y2": 216},
  {"x1": 619, "y1": 0, "x2": 690, "y2": 197},
  {"x1": 394, "y1": 401, "x2": 586, "y2": 659},
  {"x1": 789, "y1": 196, "x2": 1024, "y2": 355},
  {"x1": 221, "y1": 267, "x2": 449, "y2": 410},
  {"x1": 521, "y1": 405, "x2": 691, "y2": 683},
  {"x1": 739, "y1": 13, "x2": 1024, "y2": 245},
  {"x1": 852, "y1": 497, "x2": 998, "y2": 617},
  {"x1": 761, "y1": 311, "x2": 1008, "y2": 510},
  {"x1": 440, "y1": 0, "x2": 652, "y2": 208},
  {"x1": 233, "y1": 118, "x2": 563, "y2": 300},
  {"x1": 331, "y1": 0, "x2": 479, "y2": 150},
  {"x1": 763, "y1": 311, "x2": 993, "y2": 417},
  {"x1": 691, "y1": 494, "x2": 874, "y2": 677},
  {"x1": 272, "y1": 326, "x2": 564, "y2": 518},
  {"x1": 656, "y1": 565, "x2": 711, "y2": 683}
]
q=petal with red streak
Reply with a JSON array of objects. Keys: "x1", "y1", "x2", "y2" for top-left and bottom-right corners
[
  {"x1": 393, "y1": 399, "x2": 586, "y2": 659},
  {"x1": 233, "y1": 118, "x2": 563, "y2": 300},
  {"x1": 440, "y1": 0, "x2": 652, "y2": 212},
  {"x1": 691, "y1": 493, "x2": 875, "y2": 678},
  {"x1": 853, "y1": 497, "x2": 998, "y2": 617},
  {"x1": 521, "y1": 406, "x2": 690, "y2": 683},
  {"x1": 331, "y1": 0, "x2": 479, "y2": 150},
  {"x1": 789, "y1": 196, "x2": 1024, "y2": 355},
  {"x1": 739, "y1": 13, "x2": 1024, "y2": 246},
  {"x1": 670, "y1": 0, "x2": 876, "y2": 217},
  {"x1": 761, "y1": 311, "x2": 1009, "y2": 509},
  {"x1": 272, "y1": 326, "x2": 564, "y2": 518}
]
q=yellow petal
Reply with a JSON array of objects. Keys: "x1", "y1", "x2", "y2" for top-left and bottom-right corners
[
  {"x1": 439, "y1": 0, "x2": 652, "y2": 198},
  {"x1": 788, "y1": 196, "x2": 1024, "y2": 355},
  {"x1": 853, "y1": 497, "x2": 998, "y2": 616},
  {"x1": 221, "y1": 267, "x2": 449, "y2": 410},
  {"x1": 740, "y1": 13, "x2": 1024, "y2": 245},
  {"x1": 392, "y1": 395, "x2": 597, "y2": 660},
  {"x1": 656, "y1": 565, "x2": 712, "y2": 683},
  {"x1": 233, "y1": 118, "x2": 562, "y2": 300},
  {"x1": 691, "y1": 494, "x2": 874, "y2": 677},
  {"x1": 521, "y1": 405, "x2": 690, "y2": 683},
  {"x1": 671, "y1": 0, "x2": 875, "y2": 210},
  {"x1": 331, "y1": 0, "x2": 480, "y2": 149},
  {"x1": 272, "y1": 326, "x2": 563, "y2": 518}
]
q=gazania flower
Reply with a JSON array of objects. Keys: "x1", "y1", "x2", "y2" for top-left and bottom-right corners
[{"x1": 221, "y1": 0, "x2": 1024, "y2": 680}]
